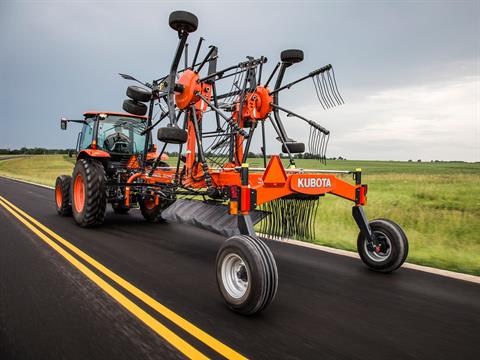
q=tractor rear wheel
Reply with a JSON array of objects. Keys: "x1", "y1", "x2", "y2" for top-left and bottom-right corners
[
  {"x1": 357, "y1": 219, "x2": 409, "y2": 272},
  {"x1": 55, "y1": 175, "x2": 72, "y2": 216},
  {"x1": 216, "y1": 235, "x2": 278, "y2": 315},
  {"x1": 139, "y1": 198, "x2": 172, "y2": 223},
  {"x1": 71, "y1": 159, "x2": 107, "y2": 227}
]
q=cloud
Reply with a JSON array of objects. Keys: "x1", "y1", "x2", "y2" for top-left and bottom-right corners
[{"x1": 288, "y1": 74, "x2": 479, "y2": 161}]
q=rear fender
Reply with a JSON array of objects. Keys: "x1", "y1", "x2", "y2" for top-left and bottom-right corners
[{"x1": 76, "y1": 149, "x2": 110, "y2": 167}]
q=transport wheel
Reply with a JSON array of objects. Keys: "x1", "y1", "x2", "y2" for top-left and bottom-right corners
[
  {"x1": 126, "y1": 85, "x2": 151, "y2": 103},
  {"x1": 169, "y1": 11, "x2": 198, "y2": 33},
  {"x1": 123, "y1": 99, "x2": 147, "y2": 116},
  {"x1": 281, "y1": 49, "x2": 304, "y2": 64},
  {"x1": 112, "y1": 202, "x2": 130, "y2": 214},
  {"x1": 216, "y1": 235, "x2": 278, "y2": 315},
  {"x1": 357, "y1": 219, "x2": 409, "y2": 273},
  {"x1": 139, "y1": 199, "x2": 172, "y2": 223},
  {"x1": 71, "y1": 159, "x2": 107, "y2": 227},
  {"x1": 55, "y1": 175, "x2": 72, "y2": 216}
]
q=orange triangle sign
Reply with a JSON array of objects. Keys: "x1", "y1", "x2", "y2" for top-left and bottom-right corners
[{"x1": 262, "y1": 155, "x2": 287, "y2": 185}]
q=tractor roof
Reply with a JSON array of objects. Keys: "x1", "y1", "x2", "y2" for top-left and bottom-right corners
[{"x1": 83, "y1": 111, "x2": 147, "y2": 119}]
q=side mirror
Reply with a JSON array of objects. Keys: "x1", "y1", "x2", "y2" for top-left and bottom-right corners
[{"x1": 60, "y1": 117, "x2": 67, "y2": 130}]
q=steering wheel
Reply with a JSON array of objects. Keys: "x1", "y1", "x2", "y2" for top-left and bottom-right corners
[{"x1": 104, "y1": 132, "x2": 131, "y2": 152}]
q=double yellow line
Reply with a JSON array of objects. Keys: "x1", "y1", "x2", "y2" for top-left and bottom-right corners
[{"x1": 0, "y1": 195, "x2": 246, "y2": 360}]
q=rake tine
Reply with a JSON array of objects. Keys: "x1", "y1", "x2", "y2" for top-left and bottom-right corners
[
  {"x1": 331, "y1": 67, "x2": 345, "y2": 104},
  {"x1": 318, "y1": 74, "x2": 332, "y2": 109},
  {"x1": 326, "y1": 70, "x2": 341, "y2": 106},
  {"x1": 321, "y1": 73, "x2": 335, "y2": 108},
  {"x1": 312, "y1": 77, "x2": 326, "y2": 110},
  {"x1": 316, "y1": 75, "x2": 330, "y2": 109}
]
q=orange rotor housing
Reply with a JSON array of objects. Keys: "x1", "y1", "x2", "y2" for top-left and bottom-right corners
[{"x1": 236, "y1": 86, "x2": 272, "y2": 121}]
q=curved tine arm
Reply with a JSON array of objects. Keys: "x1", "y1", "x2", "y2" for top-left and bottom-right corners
[
  {"x1": 271, "y1": 103, "x2": 330, "y2": 135},
  {"x1": 272, "y1": 62, "x2": 292, "y2": 142},
  {"x1": 166, "y1": 31, "x2": 189, "y2": 126}
]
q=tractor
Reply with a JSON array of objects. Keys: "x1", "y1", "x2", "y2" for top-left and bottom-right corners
[{"x1": 55, "y1": 110, "x2": 172, "y2": 226}]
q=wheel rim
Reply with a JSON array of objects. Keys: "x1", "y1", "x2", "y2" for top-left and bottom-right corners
[
  {"x1": 55, "y1": 184, "x2": 62, "y2": 208},
  {"x1": 364, "y1": 230, "x2": 392, "y2": 262},
  {"x1": 73, "y1": 174, "x2": 85, "y2": 213},
  {"x1": 221, "y1": 253, "x2": 249, "y2": 299}
]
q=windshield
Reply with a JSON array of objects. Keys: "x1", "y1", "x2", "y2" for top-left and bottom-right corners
[{"x1": 97, "y1": 115, "x2": 148, "y2": 154}]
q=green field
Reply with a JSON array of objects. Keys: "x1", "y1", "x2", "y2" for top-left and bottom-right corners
[{"x1": 1, "y1": 155, "x2": 479, "y2": 275}]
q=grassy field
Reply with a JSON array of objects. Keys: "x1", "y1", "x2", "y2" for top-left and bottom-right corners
[{"x1": 1, "y1": 155, "x2": 479, "y2": 275}]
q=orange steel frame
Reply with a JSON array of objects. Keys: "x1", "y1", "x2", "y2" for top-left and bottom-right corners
[{"x1": 121, "y1": 78, "x2": 367, "y2": 213}]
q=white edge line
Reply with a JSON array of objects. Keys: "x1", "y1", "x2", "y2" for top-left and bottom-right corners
[
  {"x1": 0, "y1": 175, "x2": 55, "y2": 189},
  {"x1": 1, "y1": 175, "x2": 479, "y2": 284},
  {"x1": 267, "y1": 237, "x2": 480, "y2": 284}
]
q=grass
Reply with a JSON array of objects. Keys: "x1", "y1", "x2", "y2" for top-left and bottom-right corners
[{"x1": 1, "y1": 155, "x2": 479, "y2": 275}]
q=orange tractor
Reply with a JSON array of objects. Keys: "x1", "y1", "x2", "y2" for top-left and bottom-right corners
[{"x1": 55, "y1": 11, "x2": 408, "y2": 315}]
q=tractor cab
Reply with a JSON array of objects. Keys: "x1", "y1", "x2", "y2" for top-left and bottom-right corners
[{"x1": 61, "y1": 111, "x2": 157, "y2": 166}]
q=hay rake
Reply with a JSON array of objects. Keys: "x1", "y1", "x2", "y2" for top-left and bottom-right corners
[{"x1": 56, "y1": 10, "x2": 409, "y2": 315}]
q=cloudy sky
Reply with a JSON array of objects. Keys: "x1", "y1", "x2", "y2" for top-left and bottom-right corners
[{"x1": 1, "y1": 0, "x2": 478, "y2": 161}]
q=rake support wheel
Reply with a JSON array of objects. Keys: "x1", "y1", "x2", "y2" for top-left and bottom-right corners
[
  {"x1": 71, "y1": 159, "x2": 107, "y2": 227},
  {"x1": 357, "y1": 219, "x2": 409, "y2": 273},
  {"x1": 123, "y1": 99, "x2": 148, "y2": 116},
  {"x1": 216, "y1": 235, "x2": 278, "y2": 315},
  {"x1": 282, "y1": 142, "x2": 305, "y2": 154},
  {"x1": 169, "y1": 11, "x2": 198, "y2": 33},
  {"x1": 281, "y1": 49, "x2": 304, "y2": 64},
  {"x1": 55, "y1": 175, "x2": 72, "y2": 216},
  {"x1": 126, "y1": 85, "x2": 151, "y2": 103},
  {"x1": 157, "y1": 126, "x2": 188, "y2": 144}
]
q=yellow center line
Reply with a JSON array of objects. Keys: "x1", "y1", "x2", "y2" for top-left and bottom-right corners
[
  {"x1": 0, "y1": 198, "x2": 208, "y2": 360},
  {"x1": 0, "y1": 195, "x2": 247, "y2": 360}
]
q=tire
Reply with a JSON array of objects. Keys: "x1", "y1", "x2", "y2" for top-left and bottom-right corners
[
  {"x1": 123, "y1": 99, "x2": 147, "y2": 116},
  {"x1": 281, "y1": 49, "x2": 304, "y2": 64},
  {"x1": 157, "y1": 126, "x2": 188, "y2": 144},
  {"x1": 282, "y1": 142, "x2": 305, "y2": 154},
  {"x1": 357, "y1": 219, "x2": 409, "y2": 273},
  {"x1": 71, "y1": 159, "x2": 107, "y2": 227},
  {"x1": 139, "y1": 198, "x2": 173, "y2": 223},
  {"x1": 112, "y1": 202, "x2": 130, "y2": 214},
  {"x1": 126, "y1": 85, "x2": 151, "y2": 103},
  {"x1": 216, "y1": 235, "x2": 278, "y2": 315},
  {"x1": 55, "y1": 175, "x2": 72, "y2": 216},
  {"x1": 169, "y1": 11, "x2": 198, "y2": 33}
]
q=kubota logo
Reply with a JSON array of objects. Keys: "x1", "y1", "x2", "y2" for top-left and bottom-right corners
[{"x1": 297, "y1": 178, "x2": 331, "y2": 188}]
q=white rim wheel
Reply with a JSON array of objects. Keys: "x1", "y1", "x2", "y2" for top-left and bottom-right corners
[
  {"x1": 221, "y1": 253, "x2": 250, "y2": 299},
  {"x1": 364, "y1": 230, "x2": 392, "y2": 262}
]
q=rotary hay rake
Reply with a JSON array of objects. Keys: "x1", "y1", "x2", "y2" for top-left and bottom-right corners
[{"x1": 56, "y1": 10, "x2": 409, "y2": 315}]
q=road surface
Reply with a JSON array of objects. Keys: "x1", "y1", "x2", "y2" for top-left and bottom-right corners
[{"x1": 0, "y1": 177, "x2": 479, "y2": 359}]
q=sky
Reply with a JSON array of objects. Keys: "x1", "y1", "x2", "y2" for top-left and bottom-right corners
[{"x1": 0, "y1": 0, "x2": 478, "y2": 161}]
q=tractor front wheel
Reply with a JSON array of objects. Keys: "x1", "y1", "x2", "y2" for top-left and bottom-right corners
[
  {"x1": 55, "y1": 175, "x2": 72, "y2": 216},
  {"x1": 71, "y1": 159, "x2": 107, "y2": 227},
  {"x1": 216, "y1": 235, "x2": 278, "y2": 315},
  {"x1": 357, "y1": 219, "x2": 409, "y2": 273}
]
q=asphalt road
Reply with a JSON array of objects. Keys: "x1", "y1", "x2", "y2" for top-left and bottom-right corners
[{"x1": 1, "y1": 176, "x2": 479, "y2": 359}]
